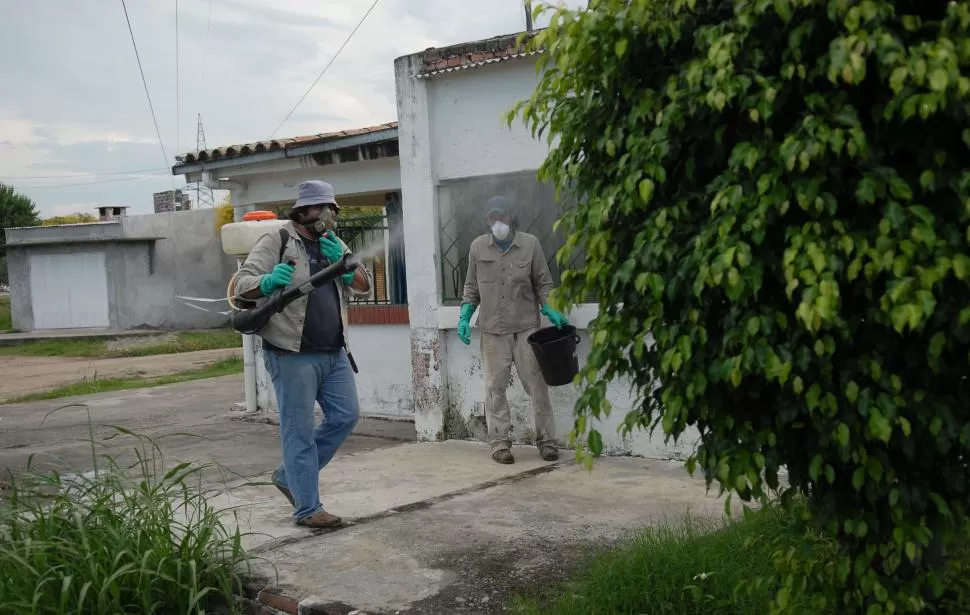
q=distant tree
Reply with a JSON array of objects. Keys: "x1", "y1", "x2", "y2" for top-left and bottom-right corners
[
  {"x1": 214, "y1": 194, "x2": 234, "y2": 232},
  {"x1": 0, "y1": 183, "x2": 40, "y2": 286},
  {"x1": 41, "y1": 213, "x2": 98, "y2": 226}
]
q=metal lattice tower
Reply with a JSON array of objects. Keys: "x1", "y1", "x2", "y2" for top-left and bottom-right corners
[{"x1": 191, "y1": 113, "x2": 215, "y2": 208}]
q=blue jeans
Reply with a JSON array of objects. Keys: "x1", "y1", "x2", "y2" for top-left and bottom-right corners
[{"x1": 262, "y1": 347, "x2": 360, "y2": 522}]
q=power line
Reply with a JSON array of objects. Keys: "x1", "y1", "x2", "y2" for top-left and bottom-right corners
[
  {"x1": 269, "y1": 0, "x2": 382, "y2": 138},
  {"x1": 14, "y1": 173, "x2": 171, "y2": 190},
  {"x1": 0, "y1": 168, "x2": 170, "y2": 180},
  {"x1": 120, "y1": 0, "x2": 170, "y2": 167}
]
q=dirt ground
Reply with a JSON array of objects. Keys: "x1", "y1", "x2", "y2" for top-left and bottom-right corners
[{"x1": 0, "y1": 348, "x2": 242, "y2": 401}]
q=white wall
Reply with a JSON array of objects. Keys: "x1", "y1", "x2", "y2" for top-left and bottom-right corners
[
  {"x1": 224, "y1": 157, "x2": 401, "y2": 216},
  {"x1": 427, "y1": 61, "x2": 550, "y2": 181},
  {"x1": 255, "y1": 324, "x2": 414, "y2": 421},
  {"x1": 396, "y1": 52, "x2": 698, "y2": 458}
]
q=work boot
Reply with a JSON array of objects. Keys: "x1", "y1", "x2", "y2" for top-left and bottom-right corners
[
  {"x1": 492, "y1": 449, "x2": 515, "y2": 464},
  {"x1": 297, "y1": 510, "x2": 343, "y2": 528},
  {"x1": 271, "y1": 469, "x2": 295, "y2": 507},
  {"x1": 540, "y1": 445, "x2": 560, "y2": 462}
]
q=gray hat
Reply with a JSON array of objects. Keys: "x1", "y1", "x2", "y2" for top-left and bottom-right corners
[
  {"x1": 294, "y1": 180, "x2": 339, "y2": 210},
  {"x1": 485, "y1": 195, "x2": 509, "y2": 218}
]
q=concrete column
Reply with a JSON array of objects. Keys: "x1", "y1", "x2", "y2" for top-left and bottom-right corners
[{"x1": 395, "y1": 53, "x2": 448, "y2": 441}]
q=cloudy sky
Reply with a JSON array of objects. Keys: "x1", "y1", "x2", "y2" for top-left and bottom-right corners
[{"x1": 0, "y1": 0, "x2": 583, "y2": 218}]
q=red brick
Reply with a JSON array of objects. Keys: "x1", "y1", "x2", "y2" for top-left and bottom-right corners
[{"x1": 348, "y1": 305, "x2": 409, "y2": 325}]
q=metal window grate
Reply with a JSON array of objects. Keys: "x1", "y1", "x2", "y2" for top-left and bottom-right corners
[{"x1": 437, "y1": 170, "x2": 584, "y2": 304}]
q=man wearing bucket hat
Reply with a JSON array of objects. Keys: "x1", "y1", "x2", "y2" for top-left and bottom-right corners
[
  {"x1": 233, "y1": 179, "x2": 372, "y2": 528},
  {"x1": 458, "y1": 196, "x2": 570, "y2": 464}
]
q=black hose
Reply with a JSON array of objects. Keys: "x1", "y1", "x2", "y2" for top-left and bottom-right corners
[{"x1": 230, "y1": 252, "x2": 357, "y2": 334}]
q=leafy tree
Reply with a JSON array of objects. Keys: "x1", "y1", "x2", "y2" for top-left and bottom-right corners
[
  {"x1": 214, "y1": 194, "x2": 234, "y2": 232},
  {"x1": 0, "y1": 183, "x2": 40, "y2": 267},
  {"x1": 41, "y1": 213, "x2": 98, "y2": 226},
  {"x1": 513, "y1": 0, "x2": 970, "y2": 612}
]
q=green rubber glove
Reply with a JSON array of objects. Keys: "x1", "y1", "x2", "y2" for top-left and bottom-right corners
[
  {"x1": 319, "y1": 232, "x2": 345, "y2": 264},
  {"x1": 259, "y1": 263, "x2": 295, "y2": 296},
  {"x1": 458, "y1": 303, "x2": 477, "y2": 345},
  {"x1": 541, "y1": 304, "x2": 569, "y2": 329},
  {"x1": 320, "y1": 232, "x2": 355, "y2": 285}
]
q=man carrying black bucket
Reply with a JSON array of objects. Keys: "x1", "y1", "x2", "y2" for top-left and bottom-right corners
[{"x1": 458, "y1": 196, "x2": 570, "y2": 464}]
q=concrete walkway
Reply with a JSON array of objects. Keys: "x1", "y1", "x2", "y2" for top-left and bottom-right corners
[
  {"x1": 0, "y1": 348, "x2": 242, "y2": 402},
  {"x1": 221, "y1": 442, "x2": 726, "y2": 615},
  {"x1": 0, "y1": 377, "x2": 728, "y2": 615}
]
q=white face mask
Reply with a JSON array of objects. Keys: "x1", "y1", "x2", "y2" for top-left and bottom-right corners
[{"x1": 491, "y1": 221, "x2": 510, "y2": 241}]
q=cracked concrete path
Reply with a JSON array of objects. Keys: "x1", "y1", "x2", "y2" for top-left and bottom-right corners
[
  {"x1": 0, "y1": 348, "x2": 243, "y2": 401},
  {"x1": 220, "y1": 441, "x2": 730, "y2": 615}
]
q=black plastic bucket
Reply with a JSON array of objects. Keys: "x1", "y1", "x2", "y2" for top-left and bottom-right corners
[{"x1": 527, "y1": 325, "x2": 581, "y2": 387}]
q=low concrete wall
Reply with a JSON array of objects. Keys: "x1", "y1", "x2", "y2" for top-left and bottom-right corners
[
  {"x1": 255, "y1": 323, "x2": 415, "y2": 421},
  {"x1": 443, "y1": 329, "x2": 700, "y2": 459},
  {"x1": 6, "y1": 210, "x2": 238, "y2": 331}
]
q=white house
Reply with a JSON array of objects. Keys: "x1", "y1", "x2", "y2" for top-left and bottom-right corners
[
  {"x1": 172, "y1": 31, "x2": 695, "y2": 459},
  {"x1": 171, "y1": 124, "x2": 414, "y2": 421},
  {"x1": 394, "y1": 32, "x2": 697, "y2": 457}
]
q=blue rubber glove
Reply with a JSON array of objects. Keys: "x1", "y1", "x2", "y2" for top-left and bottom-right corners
[
  {"x1": 540, "y1": 304, "x2": 569, "y2": 329},
  {"x1": 259, "y1": 263, "x2": 295, "y2": 296},
  {"x1": 458, "y1": 303, "x2": 477, "y2": 345},
  {"x1": 320, "y1": 232, "x2": 355, "y2": 285}
]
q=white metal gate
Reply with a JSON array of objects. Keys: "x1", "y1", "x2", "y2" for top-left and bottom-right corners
[{"x1": 29, "y1": 251, "x2": 110, "y2": 329}]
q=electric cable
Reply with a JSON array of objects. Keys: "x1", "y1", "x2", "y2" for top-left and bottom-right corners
[
  {"x1": 268, "y1": 0, "x2": 382, "y2": 138},
  {"x1": 120, "y1": 0, "x2": 170, "y2": 167}
]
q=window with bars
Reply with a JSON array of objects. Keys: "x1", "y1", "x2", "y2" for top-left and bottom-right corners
[{"x1": 437, "y1": 170, "x2": 584, "y2": 304}]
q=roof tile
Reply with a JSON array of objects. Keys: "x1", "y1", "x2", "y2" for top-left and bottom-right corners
[{"x1": 176, "y1": 121, "x2": 398, "y2": 164}]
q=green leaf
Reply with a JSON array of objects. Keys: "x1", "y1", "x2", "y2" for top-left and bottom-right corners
[
  {"x1": 774, "y1": 0, "x2": 793, "y2": 23},
  {"x1": 588, "y1": 429, "x2": 604, "y2": 456},
  {"x1": 929, "y1": 69, "x2": 949, "y2": 92},
  {"x1": 614, "y1": 38, "x2": 629, "y2": 58},
  {"x1": 639, "y1": 179, "x2": 655, "y2": 203},
  {"x1": 846, "y1": 381, "x2": 859, "y2": 403}
]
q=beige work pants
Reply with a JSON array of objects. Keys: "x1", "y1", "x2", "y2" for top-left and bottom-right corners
[{"x1": 481, "y1": 328, "x2": 557, "y2": 452}]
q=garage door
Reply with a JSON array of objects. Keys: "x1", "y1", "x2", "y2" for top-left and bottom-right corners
[{"x1": 29, "y1": 252, "x2": 110, "y2": 329}]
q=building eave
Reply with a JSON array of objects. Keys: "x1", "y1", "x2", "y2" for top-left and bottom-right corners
[{"x1": 171, "y1": 125, "x2": 399, "y2": 177}]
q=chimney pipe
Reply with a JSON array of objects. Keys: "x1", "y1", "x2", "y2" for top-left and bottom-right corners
[{"x1": 525, "y1": 1, "x2": 533, "y2": 32}]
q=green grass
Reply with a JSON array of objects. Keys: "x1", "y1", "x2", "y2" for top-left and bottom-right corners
[
  {"x1": 512, "y1": 503, "x2": 970, "y2": 615},
  {"x1": 0, "y1": 296, "x2": 11, "y2": 332},
  {"x1": 1, "y1": 357, "x2": 243, "y2": 404},
  {"x1": 510, "y1": 504, "x2": 816, "y2": 615},
  {"x1": 0, "y1": 421, "x2": 251, "y2": 614},
  {"x1": 0, "y1": 330, "x2": 242, "y2": 359}
]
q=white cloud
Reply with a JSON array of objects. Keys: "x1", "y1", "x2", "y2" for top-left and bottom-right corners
[{"x1": 0, "y1": 0, "x2": 587, "y2": 217}]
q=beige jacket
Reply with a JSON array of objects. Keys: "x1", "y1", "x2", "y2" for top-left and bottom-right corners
[
  {"x1": 232, "y1": 221, "x2": 372, "y2": 353},
  {"x1": 461, "y1": 231, "x2": 555, "y2": 335}
]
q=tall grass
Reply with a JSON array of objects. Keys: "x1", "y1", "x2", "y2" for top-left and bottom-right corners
[
  {"x1": 0, "y1": 414, "x2": 250, "y2": 614},
  {"x1": 510, "y1": 504, "x2": 830, "y2": 615}
]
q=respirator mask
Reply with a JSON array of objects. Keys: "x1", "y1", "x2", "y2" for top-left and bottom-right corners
[
  {"x1": 490, "y1": 221, "x2": 510, "y2": 241},
  {"x1": 299, "y1": 206, "x2": 335, "y2": 237}
]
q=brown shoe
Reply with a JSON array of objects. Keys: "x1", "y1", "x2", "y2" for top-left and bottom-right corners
[
  {"x1": 540, "y1": 445, "x2": 559, "y2": 461},
  {"x1": 492, "y1": 449, "x2": 515, "y2": 464},
  {"x1": 297, "y1": 510, "x2": 343, "y2": 528}
]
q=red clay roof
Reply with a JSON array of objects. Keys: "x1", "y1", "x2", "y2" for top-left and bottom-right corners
[
  {"x1": 176, "y1": 121, "x2": 398, "y2": 164},
  {"x1": 416, "y1": 31, "x2": 541, "y2": 78}
]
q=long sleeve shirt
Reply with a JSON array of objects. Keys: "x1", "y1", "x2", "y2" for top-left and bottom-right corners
[{"x1": 461, "y1": 231, "x2": 555, "y2": 335}]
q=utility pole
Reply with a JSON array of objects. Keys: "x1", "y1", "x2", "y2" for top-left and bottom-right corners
[
  {"x1": 525, "y1": 1, "x2": 533, "y2": 32},
  {"x1": 191, "y1": 113, "x2": 215, "y2": 208}
]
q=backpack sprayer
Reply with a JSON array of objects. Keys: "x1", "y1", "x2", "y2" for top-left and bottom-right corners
[{"x1": 227, "y1": 251, "x2": 359, "y2": 335}]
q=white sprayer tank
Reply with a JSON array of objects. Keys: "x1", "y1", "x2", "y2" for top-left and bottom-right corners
[{"x1": 221, "y1": 215, "x2": 288, "y2": 257}]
